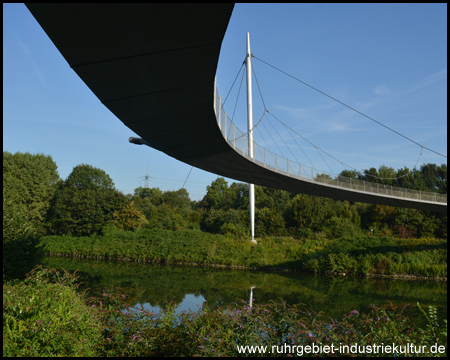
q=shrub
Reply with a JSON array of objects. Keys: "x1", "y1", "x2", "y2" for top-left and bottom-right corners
[
  {"x1": 4, "y1": 268, "x2": 447, "y2": 357},
  {"x1": 3, "y1": 266, "x2": 102, "y2": 356}
]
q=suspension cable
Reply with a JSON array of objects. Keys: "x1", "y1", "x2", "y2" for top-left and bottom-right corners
[
  {"x1": 222, "y1": 59, "x2": 246, "y2": 106},
  {"x1": 252, "y1": 55, "x2": 447, "y2": 159}
]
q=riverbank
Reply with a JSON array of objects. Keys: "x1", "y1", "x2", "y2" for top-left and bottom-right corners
[
  {"x1": 44, "y1": 252, "x2": 447, "y2": 282},
  {"x1": 3, "y1": 266, "x2": 447, "y2": 357},
  {"x1": 40, "y1": 228, "x2": 447, "y2": 279}
]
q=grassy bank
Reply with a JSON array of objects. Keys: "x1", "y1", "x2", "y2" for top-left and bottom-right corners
[
  {"x1": 39, "y1": 229, "x2": 447, "y2": 278},
  {"x1": 3, "y1": 266, "x2": 447, "y2": 357}
]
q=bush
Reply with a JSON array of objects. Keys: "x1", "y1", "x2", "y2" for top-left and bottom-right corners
[
  {"x1": 3, "y1": 180, "x2": 44, "y2": 281},
  {"x1": 4, "y1": 267, "x2": 447, "y2": 357},
  {"x1": 3, "y1": 266, "x2": 102, "y2": 356}
]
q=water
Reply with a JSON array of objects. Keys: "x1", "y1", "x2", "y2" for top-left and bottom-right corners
[{"x1": 43, "y1": 256, "x2": 447, "y2": 325}]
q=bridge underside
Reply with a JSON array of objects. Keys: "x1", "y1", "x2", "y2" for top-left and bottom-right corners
[{"x1": 26, "y1": 4, "x2": 446, "y2": 212}]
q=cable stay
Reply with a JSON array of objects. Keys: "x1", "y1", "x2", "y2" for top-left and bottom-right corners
[
  {"x1": 217, "y1": 47, "x2": 445, "y2": 198},
  {"x1": 252, "y1": 55, "x2": 447, "y2": 160}
]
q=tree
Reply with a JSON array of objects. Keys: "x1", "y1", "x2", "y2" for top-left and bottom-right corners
[
  {"x1": 134, "y1": 186, "x2": 163, "y2": 205},
  {"x1": 46, "y1": 164, "x2": 127, "y2": 236},
  {"x1": 255, "y1": 207, "x2": 286, "y2": 237},
  {"x1": 377, "y1": 165, "x2": 396, "y2": 186},
  {"x1": 395, "y1": 167, "x2": 428, "y2": 191},
  {"x1": 201, "y1": 208, "x2": 247, "y2": 235},
  {"x1": 3, "y1": 173, "x2": 44, "y2": 281},
  {"x1": 256, "y1": 187, "x2": 290, "y2": 212},
  {"x1": 360, "y1": 167, "x2": 380, "y2": 183},
  {"x1": 3, "y1": 151, "x2": 60, "y2": 234},
  {"x1": 229, "y1": 182, "x2": 249, "y2": 210},
  {"x1": 200, "y1": 177, "x2": 233, "y2": 210},
  {"x1": 283, "y1": 194, "x2": 332, "y2": 237},
  {"x1": 112, "y1": 201, "x2": 148, "y2": 231},
  {"x1": 161, "y1": 188, "x2": 191, "y2": 210},
  {"x1": 65, "y1": 163, "x2": 114, "y2": 190},
  {"x1": 420, "y1": 163, "x2": 447, "y2": 193},
  {"x1": 339, "y1": 169, "x2": 361, "y2": 179}
]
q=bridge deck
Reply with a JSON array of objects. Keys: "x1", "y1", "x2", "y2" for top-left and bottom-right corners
[{"x1": 26, "y1": 4, "x2": 446, "y2": 212}]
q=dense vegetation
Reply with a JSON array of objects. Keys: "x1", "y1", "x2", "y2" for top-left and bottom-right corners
[
  {"x1": 3, "y1": 152, "x2": 447, "y2": 356},
  {"x1": 3, "y1": 150, "x2": 447, "y2": 281},
  {"x1": 40, "y1": 229, "x2": 447, "y2": 277},
  {"x1": 3, "y1": 266, "x2": 447, "y2": 357}
]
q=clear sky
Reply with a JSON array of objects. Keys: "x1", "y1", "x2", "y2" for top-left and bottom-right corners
[{"x1": 3, "y1": 4, "x2": 447, "y2": 200}]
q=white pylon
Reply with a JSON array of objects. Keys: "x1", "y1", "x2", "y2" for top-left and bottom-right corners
[{"x1": 246, "y1": 32, "x2": 256, "y2": 244}]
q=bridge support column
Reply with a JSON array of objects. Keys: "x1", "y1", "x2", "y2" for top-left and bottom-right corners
[{"x1": 246, "y1": 32, "x2": 256, "y2": 244}]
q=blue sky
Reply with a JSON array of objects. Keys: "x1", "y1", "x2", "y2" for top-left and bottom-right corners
[{"x1": 3, "y1": 4, "x2": 447, "y2": 200}]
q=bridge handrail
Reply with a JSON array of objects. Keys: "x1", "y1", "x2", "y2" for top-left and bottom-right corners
[{"x1": 214, "y1": 84, "x2": 447, "y2": 205}]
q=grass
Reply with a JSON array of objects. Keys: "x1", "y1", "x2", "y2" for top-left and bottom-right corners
[
  {"x1": 40, "y1": 228, "x2": 447, "y2": 277},
  {"x1": 3, "y1": 266, "x2": 447, "y2": 357}
]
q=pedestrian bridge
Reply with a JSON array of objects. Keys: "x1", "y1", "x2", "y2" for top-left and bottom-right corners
[{"x1": 25, "y1": 3, "x2": 446, "y2": 212}]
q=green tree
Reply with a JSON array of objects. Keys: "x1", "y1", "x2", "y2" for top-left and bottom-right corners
[
  {"x1": 420, "y1": 163, "x2": 447, "y2": 193},
  {"x1": 393, "y1": 208, "x2": 441, "y2": 238},
  {"x1": 395, "y1": 167, "x2": 428, "y2": 191},
  {"x1": 134, "y1": 186, "x2": 163, "y2": 205},
  {"x1": 255, "y1": 207, "x2": 286, "y2": 237},
  {"x1": 3, "y1": 173, "x2": 44, "y2": 281},
  {"x1": 3, "y1": 151, "x2": 60, "y2": 234},
  {"x1": 200, "y1": 177, "x2": 234, "y2": 210},
  {"x1": 46, "y1": 164, "x2": 127, "y2": 236},
  {"x1": 360, "y1": 167, "x2": 381, "y2": 183},
  {"x1": 283, "y1": 194, "x2": 332, "y2": 237},
  {"x1": 256, "y1": 187, "x2": 290, "y2": 212},
  {"x1": 112, "y1": 201, "x2": 148, "y2": 231},
  {"x1": 162, "y1": 188, "x2": 191, "y2": 210},
  {"x1": 201, "y1": 208, "x2": 247, "y2": 234},
  {"x1": 377, "y1": 165, "x2": 396, "y2": 186},
  {"x1": 229, "y1": 182, "x2": 249, "y2": 210},
  {"x1": 339, "y1": 169, "x2": 361, "y2": 179}
]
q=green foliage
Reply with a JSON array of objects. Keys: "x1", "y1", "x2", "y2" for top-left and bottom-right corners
[
  {"x1": 3, "y1": 266, "x2": 102, "y2": 356},
  {"x1": 421, "y1": 163, "x2": 447, "y2": 194},
  {"x1": 112, "y1": 201, "x2": 148, "y2": 231},
  {"x1": 46, "y1": 164, "x2": 127, "y2": 236},
  {"x1": 134, "y1": 186, "x2": 163, "y2": 206},
  {"x1": 40, "y1": 229, "x2": 447, "y2": 278},
  {"x1": 3, "y1": 173, "x2": 44, "y2": 281},
  {"x1": 357, "y1": 163, "x2": 447, "y2": 195},
  {"x1": 161, "y1": 188, "x2": 191, "y2": 209},
  {"x1": 201, "y1": 208, "x2": 248, "y2": 235},
  {"x1": 255, "y1": 207, "x2": 287, "y2": 237},
  {"x1": 300, "y1": 236, "x2": 447, "y2": 277},
  {"x1": 3, "y1": 269, "x2": 447, "y2": 357},
  {"x1": 283, "y1": 194, "x2": 332, "y2": 234},
  {"x1": 200, "y1": 177, "x2": 236, "y2": 210},
  {"x1": 3, "y1": 151, "x2": 60, "y2": 234},
  {"x1": 65, "y1": 163, "x2": 114, "y2": 190}
]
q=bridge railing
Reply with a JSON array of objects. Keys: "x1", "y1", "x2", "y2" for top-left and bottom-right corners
[{"x1": 214, "y1": 84, "x2": 447, "y2": 205}]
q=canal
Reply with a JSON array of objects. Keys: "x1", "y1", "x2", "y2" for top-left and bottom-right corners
[{"x1": 44, "y1": 256, "x2": 447, "y2": 326}]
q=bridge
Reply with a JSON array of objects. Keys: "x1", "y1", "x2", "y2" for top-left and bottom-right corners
[{"x1": 26, "y1": 4, "x2": 446, "y2": 213}]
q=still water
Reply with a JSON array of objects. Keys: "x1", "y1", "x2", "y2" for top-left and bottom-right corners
[{"x1": 44, "y1": 256, "x2": 447, "y2": 325}]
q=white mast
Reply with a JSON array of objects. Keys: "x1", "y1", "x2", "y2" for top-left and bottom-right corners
[{"x1": 246, "y1": 32, "x2": 256, "y2": 244}]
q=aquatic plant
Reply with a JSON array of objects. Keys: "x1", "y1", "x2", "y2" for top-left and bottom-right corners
[{"x1": 3, "y1": 266, "x2": 447, "y2": 357}]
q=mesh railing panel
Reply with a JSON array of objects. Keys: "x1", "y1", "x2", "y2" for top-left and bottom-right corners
[{"x1": 213, "y1": 85, "x2": 447, "y2": 204}]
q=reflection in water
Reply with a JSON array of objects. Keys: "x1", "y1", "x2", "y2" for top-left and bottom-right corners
[
  {"x1": 249, "y1": 286, "x2": 255, "y2": 308},
  {"x1": 43, "y1": 257, "x2": 447, "y2": 326},
  {"x1": 139, "y1": 294, "x2": 206, "y2": 315}
]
